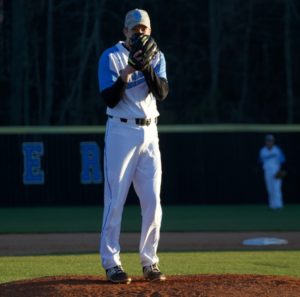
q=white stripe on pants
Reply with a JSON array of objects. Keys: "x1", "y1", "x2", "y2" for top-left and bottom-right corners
[{"x1": 100, "y1": 118, "x2": 162, "y2": 270}]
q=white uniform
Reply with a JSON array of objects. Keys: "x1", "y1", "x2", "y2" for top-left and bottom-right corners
[
  {"x1": 259, "y1": 145, "x2": 285, "y2": 209},
  {"x1": 98, "y1": 41, "x2": 167, "y2": 269}
]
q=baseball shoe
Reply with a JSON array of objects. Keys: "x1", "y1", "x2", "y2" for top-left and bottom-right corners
[
  {"x1": 143, "y1": 263, "x2": 166, "y2": 282},
  {"x1": 106, "y1": 265, "x2": 131, "y2": 284}
]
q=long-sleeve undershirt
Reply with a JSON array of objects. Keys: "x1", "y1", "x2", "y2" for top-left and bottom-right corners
[{"x1": 101, "y1": 66, "x2": 169, "y2": 109}]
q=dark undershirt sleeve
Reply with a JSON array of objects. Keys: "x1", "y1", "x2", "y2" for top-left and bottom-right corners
[
  {"x1": 100, "y1": 76, "x2": 127, "y2": 108},
  {"x1": 142, "y1": 65, "x2": 169, "y2": 101}
]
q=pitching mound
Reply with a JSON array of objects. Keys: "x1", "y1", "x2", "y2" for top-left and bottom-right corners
[{"x1": 1, "y1": 274, "x2": 300, "y2": 297}]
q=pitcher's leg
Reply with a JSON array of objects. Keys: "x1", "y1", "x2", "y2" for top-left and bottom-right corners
[
  {"x1": 100, "y1": 179, "x2": 124, "y2": 269},
  {"x1": 133, "y1": 140, "x2": 162, "y2": 267},
  {"x1": 100, "y1": 122, "x2": 140, "y2": 269}
]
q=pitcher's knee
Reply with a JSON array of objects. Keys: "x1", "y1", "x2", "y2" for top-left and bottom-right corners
[{"x1": 148, "y1": 203, "x2": 162, "y2": 226}]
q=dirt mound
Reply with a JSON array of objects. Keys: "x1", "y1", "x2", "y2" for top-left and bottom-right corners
[{"x1": 1, "y1": 274, "x2": 300, "y2": 297}]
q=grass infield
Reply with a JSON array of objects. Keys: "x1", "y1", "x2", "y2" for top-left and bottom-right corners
[
  {"x1": 1, "y1": 205, "x2": 299, "y2": 284},
  {"x1": 0, "y1": 251, "x2": 300, "y2": 284},
  {"x1": 0, "y1": 204, "x2": 299, "y2": 233}
]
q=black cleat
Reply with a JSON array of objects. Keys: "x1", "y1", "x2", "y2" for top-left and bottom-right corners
[
  {"x1": 143, "y1": 263, "x2": 166, "y2": 282},
  {"x1": 106, "y1": 265, "x2": 131, "y2": 284}
]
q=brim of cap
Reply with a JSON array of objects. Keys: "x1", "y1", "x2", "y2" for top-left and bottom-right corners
[{"x1": 128, "y1": 21, "x2": 151, "y2": 29}]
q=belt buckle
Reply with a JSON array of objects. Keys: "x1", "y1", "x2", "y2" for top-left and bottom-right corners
[{"x1": 136, "y1": 118, "x2": 152, "y2": 126}]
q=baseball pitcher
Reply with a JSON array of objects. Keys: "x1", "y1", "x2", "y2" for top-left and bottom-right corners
[{"x1": 98, "y1": 8, "x2": 168, "y2": 284}]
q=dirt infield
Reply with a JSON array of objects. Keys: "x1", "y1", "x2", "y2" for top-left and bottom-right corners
[
  {"x1": 1, "y1": 274, "x2": 300, "y2": 297},
  {"x1": 1, "y1": 232, "x2": 299, "y2": 255}
]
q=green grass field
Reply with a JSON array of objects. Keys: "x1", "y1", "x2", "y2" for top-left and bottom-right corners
[
  {"x1": 0, "y1": 204, "x2": 299, "y2": 284},
  {"x1": 1, "y1": 251, "x2": 300, "y2": 284},
  {"x1": 0, "y1": 204, "x2": 300, "y2": 233}
]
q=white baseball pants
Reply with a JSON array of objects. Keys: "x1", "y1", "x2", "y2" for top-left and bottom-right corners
[
  {"x1": 100, "y1": 117, "x2": 162, "y2": 270},
  {"x1": 264, "y1": 168, "x2": 283, "y2": 209}
]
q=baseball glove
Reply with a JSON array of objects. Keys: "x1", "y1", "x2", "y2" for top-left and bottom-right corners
[
  {"x1": 128, "y1": 33, "x2": 158, "y2": 71},
  {"x1": 274, "y1": 170, "x2": 287, "y2": 179}
]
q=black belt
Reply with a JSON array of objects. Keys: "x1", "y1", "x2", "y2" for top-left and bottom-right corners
[{"x1": 108, "y1": 115, "x2": 157, "y2": 126}]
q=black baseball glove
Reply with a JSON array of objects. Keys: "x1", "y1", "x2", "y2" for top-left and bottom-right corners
[
  {"x1": 128, "y1": 33, "x2": 158, "y2": 71},
  {"x1": 274, "y1": 170, "x2": 287, "y2": 179}
]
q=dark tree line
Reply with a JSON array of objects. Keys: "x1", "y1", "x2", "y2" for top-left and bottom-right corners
[{"x1": 0, "y1": 0, "x2": 300, "y2": 125}]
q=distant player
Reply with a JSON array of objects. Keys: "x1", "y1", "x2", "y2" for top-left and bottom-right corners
[
  {"x1": 98, "y1": 9, "x2": 168, "y2": 283},
  {"x1": 259, "y1": 134, "x2": 286, "y2": 209}
]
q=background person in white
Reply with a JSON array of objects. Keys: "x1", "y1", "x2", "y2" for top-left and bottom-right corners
[
  {"x1": 98, "y1": 9, "x2": 168, "y2": 283},
  {"x1": 259, "y1": 134, "x2": 286, "y2": 209}
]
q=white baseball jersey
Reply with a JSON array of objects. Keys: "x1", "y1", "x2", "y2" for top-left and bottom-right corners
[
  {"x1": 259, "y1": 145, "x2": 285, "y2": 171},
  {"x1": 98, "y1": 41, "x2": 167, "y2": 119}
]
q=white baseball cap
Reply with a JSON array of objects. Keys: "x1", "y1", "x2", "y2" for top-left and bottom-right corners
[{"x1": 124, "y1": 9, "x2": 151, "y2": 30}]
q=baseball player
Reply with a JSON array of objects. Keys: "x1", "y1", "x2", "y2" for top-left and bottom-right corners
[
  {"x1": 98, "y1": 9, "x2": 168, "y2": 284},
  {"x1": 259, "y1": 134, "x2": 286, "y2": 209}
]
